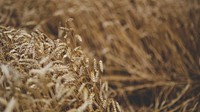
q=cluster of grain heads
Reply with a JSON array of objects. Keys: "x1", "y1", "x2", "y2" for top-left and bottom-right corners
[{"x1": 0, "y1": 26, "x2": 121, "y2": 112}]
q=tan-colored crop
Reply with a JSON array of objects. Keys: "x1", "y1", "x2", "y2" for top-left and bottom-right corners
[{"x1": 0, "y1": 25, "x2": 121, "y2": 112}]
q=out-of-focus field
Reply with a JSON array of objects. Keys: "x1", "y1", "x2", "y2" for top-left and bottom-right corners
[{"x1": 0, "y1": 0, "x2": 200, "y2": 111}]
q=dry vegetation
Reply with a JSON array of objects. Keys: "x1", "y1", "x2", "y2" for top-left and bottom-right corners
[
  {"x1": 0, "y1": 0, "x2": 200, "y2": 111},
  {"x1": 0, "y1": 24, "x2": 121, "y2": 112}
]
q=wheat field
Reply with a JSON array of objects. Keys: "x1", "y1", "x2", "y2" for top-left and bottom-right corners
[{"x1": 0, "y1": 0, "x2": 200, "y2": 111}]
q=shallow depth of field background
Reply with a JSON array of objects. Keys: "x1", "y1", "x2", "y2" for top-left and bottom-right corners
[{"x1": 0, "y1": 0, "x2": 200, "y2": 111}]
